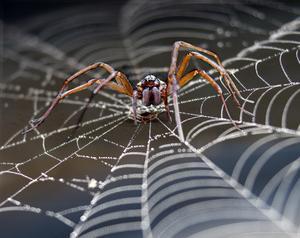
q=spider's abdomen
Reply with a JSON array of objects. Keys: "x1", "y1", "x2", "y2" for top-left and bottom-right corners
[
  {"x1": 142, "y1": 87, "x2": 161, "y2": 106},
  {"x1": 137, "y1": 75, "x2": 166, "y2": 106}
]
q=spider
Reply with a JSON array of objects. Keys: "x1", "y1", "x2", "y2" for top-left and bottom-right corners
[{"x1": 23, "y1": 41, "x2": 253, "y2": 140}]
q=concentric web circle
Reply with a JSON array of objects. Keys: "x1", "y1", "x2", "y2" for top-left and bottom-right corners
[{"x1": 1, "y1": 1, "x2": 300, "y2": 237}]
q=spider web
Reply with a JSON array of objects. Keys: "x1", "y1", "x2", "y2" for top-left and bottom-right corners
[{"x1": 1, "y1": 0, "x2": 300, "y2": 237}]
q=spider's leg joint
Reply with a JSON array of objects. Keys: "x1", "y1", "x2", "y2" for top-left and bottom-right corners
[{"x1": 174, "y1": 40, "x2": 184, "y2": 47}]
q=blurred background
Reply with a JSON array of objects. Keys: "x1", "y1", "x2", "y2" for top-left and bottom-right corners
[{"x1": 1, "y1": 0, "x2": 300, "y2": 237}]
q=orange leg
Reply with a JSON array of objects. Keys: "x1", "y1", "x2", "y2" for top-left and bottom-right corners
[
  {"x1": 179, "y1": 69, "x2": 240, "y2": 130},
  {"x1": 175, "y1": 51, "x2": 241, "y2": 106},
  {"x1": 176, "y1": 51, "x2": 254, "y2": 116},
  {"x1": 171, "y1": 41, "x2": 223, "y2": 79},
  {"x1": 167, "y1": 41, "x2": 254, "y2": 140},
  {"x1": 63, "y1": 62, "x2": 114, "y2": 85},
  {"x1": 104, "y1": 72, "x2": 133, "y2": 96},
  {"x1": 169, "y1": 41, "x2": 223, "y2": 81},
  {"x1": 23, "y1": 63, "x2": 133, "y2": 133},
  {"x1": 169, "y1": 41, "x2": 253, "y2": 106}
]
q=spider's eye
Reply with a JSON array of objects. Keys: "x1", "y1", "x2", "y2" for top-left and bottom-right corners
[
  {"x1": 154, "y1": 80, "x2": 160, "y2": 87},
  {"x1": 141, "y1": 80, "x2": 146, "y2": 87},
  {"x1": 144, "y1": 75, "x2": 156, "y2": 82},
  {"x1": 141, "y1": 75, "x2": 160, "y2": 89}
]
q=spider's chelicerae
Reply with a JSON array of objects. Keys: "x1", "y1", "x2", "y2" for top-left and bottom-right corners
[{"x1": 23, "y1": 41, "x2": 254, "y2": 140}]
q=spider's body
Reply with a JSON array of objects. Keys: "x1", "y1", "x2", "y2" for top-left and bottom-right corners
[
  {"x1": 131, "y1": 74, "x2": 168, "y2": 123},
  {"x1": 136, "y1": 75, "x2": 167, "y2": 106},
  {"x1": 23, "y1": 41, "x2": 253, "y2": 140}
]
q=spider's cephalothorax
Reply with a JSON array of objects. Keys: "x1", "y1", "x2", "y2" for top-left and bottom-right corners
[
  {"x1": 23, "y1": 41, "x2": 254, "y2": 141},
  {"x1": 131, "y1": 74, "x2": 169, "y2": 123},
  {"x1": 136, "y1": 75, "x2": 167, "y2": 106}
]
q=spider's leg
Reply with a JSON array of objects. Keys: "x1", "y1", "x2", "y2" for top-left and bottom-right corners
[
  {"x1": 71, "y1": 71, "x2": 134, "y2": 128},
  {"x1": 173, "y1": 40, "x2": 245, "y2": 94},
  {"x1": 218, "y1": 74, "x2": 254, "y2": 117},
  {"x1": 171, "y1": 41, "x2": 254, "y2": 105},
  {"x1": 94, "y1": 71, "x2": 136, "y2": 122},
  {"x1": 93, "y1": 72, "x2": 117, "y2": 94},
  {"x1": 171, "y1": 77, "x2": 185, "y2": 140},
  {"x1": 185, "y1": 51, "x2": 254, "y2": 117},
  {"x1": 167, "y1": 50, "x2": 221, "y2": 140},
  {"x1": 176, "y1": 51, "x2": 233, "y2": 100},
  {"x1": 176, "y1": 53, "x2": 192, "y2": 79},
  {"x1": 76, "y1": 93, "x2": 95, "y2": 124},
  {"x1": 22, "y1": 62, "x2": 114, "y2": 133},
  {"x1": 162, "y1": 88, "x2": 172, "y2": 122},
  {"x1": 167, "y1": 41, "x2": 255, "y2": 139},
  {"x1": 23, "y1": 61, "x2": 133, "y2": 133},
  {"x1": 169, "y1": 41, "x2": 223, "y2": 81},
  {"x1": 132, "y1": 90, "x2": 138, "y2": 124},
  {"x1": 63, "y1": 62, "x2": 114, "y2": 86},
  {"x1": 115, "y1": 72, "x2": 134, "y2": 96},
  {"x1": 223, "y1": 73, "x2": 254, "y2": 104},
  {"x1": 179, "y1": 70, "x2": 241, "y2": 131},
  {"x1": 22, "y1": 78, "x2": 101, "y2": 134},
  {"x1": 173, "y1": 41, "x2": 224, "y2": 66},
  {"x1": 93, "y1": 71, "x2": 134, "y2": 96}
]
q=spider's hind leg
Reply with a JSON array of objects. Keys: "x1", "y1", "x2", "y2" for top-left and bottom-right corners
[
  {"x1": 179, "y1": 69, "x2": 242, "y2": 131},
  {"x1": 162, "y1": 88, "x2": 172, "y2": 123},
  {"x1": 221, "y1": 74, "x2": 255, "y2": 118}
]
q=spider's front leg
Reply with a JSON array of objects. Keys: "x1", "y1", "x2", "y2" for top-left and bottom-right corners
[
  {"x1": 24, "y1": 77, "x2": 101, "y2": 134},
  {"x1": 167, "y1": 41, "x2": 253, "y2": 140},
  {"x1": 179, "y1": 69, "x2": 240, "y2": 129},
  {"x1": 22, "y1": 62, "x2": 132, "y2": 134},
  {"x1": 173, "y1": 41, "x2": 254, "y2": 108},
  {"x1": 177, "y1": 51, "x2": 254, "y2": 117}
]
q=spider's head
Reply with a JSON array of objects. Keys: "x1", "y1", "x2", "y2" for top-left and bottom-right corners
[
  {"x1": 141, "y1": 75, "x2": 160, "y2": 88},
  {"x1": 139, "y1": 75, "x2": 164, "y2": 106}
]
